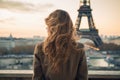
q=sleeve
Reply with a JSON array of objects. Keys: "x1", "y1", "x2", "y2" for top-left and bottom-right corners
[
  {"x1": 32, "y1": 43, "x2": 44, "y2": 80},
  {"x1": 76, "y1": 48, "x2": 88, "y2": 80}
]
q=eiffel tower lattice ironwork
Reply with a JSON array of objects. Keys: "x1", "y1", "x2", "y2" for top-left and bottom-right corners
[{"x1": 75, "y1": 0, "x2": 103, "y2": 47}]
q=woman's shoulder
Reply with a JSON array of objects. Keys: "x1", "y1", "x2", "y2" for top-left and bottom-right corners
[
  {"x1": 34, "y1": 42, "x2": 44, "y2": 55},
  {"x1": 77, "y1": 42, "x2": 84, "y2": 49},
  {"x1": 75, "y1": 42, "x2": 85, "y2": 55},
  {"x1": 35, "y1": 42, "x2": 43, "y2": 48}
]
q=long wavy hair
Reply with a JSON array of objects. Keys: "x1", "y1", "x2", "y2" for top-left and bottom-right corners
[{"x1": 43, "y1": 9, "x2": 78, "y2": 73}]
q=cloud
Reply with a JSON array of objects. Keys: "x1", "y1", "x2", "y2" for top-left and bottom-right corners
[
  {"x1": 0, "y1": 17, "x2": 15, "y2": 24},
  {"x1": 0, "y1": 0, "x2": 54, "y2": 13}
]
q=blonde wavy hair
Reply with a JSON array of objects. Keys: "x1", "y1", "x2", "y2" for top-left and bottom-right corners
[{"x1": 43, "y1": 9, "x2": 78, "y2": 73}]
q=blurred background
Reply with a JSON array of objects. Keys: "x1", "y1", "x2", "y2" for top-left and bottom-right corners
[{"x1": 0, "y1": 0, "x2": 120, "y2": 80}]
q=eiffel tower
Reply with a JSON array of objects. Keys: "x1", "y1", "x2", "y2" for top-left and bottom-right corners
[{"x1": 75, "y1": 0, "x2": 103, "y2": 47}]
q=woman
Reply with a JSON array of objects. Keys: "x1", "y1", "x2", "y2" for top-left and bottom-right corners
[{"x1": 32, "y1": 9, "x2": 88, "y2": 80}]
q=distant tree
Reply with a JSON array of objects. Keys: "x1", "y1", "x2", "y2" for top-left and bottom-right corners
[
  {"x1": 84, "y1": 42, "x2": 120, "y2": 51},
  {"x1": 0, "y1": 48, "x2": 8, "y2": 55},
  {"x1": 99, "y1": 43, "x2": 120, "y2": 51},
  {"x1": 10, "y1": 45, "x2": 35, "y2": 54}
]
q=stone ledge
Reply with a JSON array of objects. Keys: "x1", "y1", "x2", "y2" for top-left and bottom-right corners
[
  {"x1": 0, "y1": 70, "x2": 32, "y2": 77},
  {"x1": 88, "y1": 70, "x2": 120, "y2": 79},
  {"x1": 0, "y1": 70, "x2": 120, "y2": 79}
]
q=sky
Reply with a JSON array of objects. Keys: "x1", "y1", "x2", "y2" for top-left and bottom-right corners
[{"x1": 0, "y1": 0, "x2": 120, "y2": 38}]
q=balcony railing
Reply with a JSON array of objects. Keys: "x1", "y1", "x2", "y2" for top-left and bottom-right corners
[{"x1": 0, "y1": 70, "x2": 120, "y2": 80}]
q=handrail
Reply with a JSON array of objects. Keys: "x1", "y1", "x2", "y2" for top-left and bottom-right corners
[{"x1": 0, "y1": 70, "x2": 120, "y2": 79}]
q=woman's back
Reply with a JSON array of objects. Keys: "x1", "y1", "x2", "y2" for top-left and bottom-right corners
[
  {"x1": 33, "y1": 42, "x2": 88, "y2": 80},
  {"x1": 32, "y1": 9, "x2": 88, "y2": 80}
]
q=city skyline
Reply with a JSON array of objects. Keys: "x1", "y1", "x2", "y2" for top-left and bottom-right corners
[{"x1": 0, "y1": 0, "x2": 120, "y2": 38}]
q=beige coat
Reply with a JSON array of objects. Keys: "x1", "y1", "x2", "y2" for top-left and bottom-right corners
[{"x1": 32, "y1": 42, "x2": 88, "y2": 80}]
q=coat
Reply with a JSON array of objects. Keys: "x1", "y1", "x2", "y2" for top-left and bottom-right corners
[{"x1": 32, "y1": 42, "x2": 88, "y2": 80}]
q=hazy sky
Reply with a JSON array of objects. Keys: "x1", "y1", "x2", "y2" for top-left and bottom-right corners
[{"x1": 0, "y1": 0, "x2": 120, "y2": 38}]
